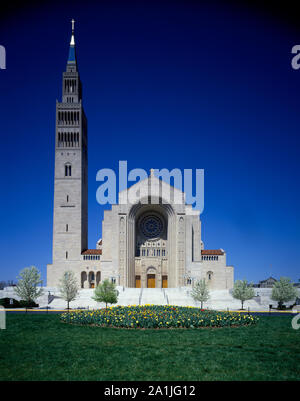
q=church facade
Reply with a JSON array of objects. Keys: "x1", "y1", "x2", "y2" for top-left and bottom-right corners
[{"x1": 47, "y1": 24, "x2": 234, "y2": 291}]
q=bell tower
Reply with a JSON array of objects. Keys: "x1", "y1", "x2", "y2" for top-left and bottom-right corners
[{"x1": 47, "y1": 20, "x2": 88, "y2": 286}]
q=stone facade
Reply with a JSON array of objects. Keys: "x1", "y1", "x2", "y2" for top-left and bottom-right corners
[
  {"x1": 47, "y1": 25, "x2": 234, "y2": 291},
  {"x1": 98, "y1": 173, "x2": 234, "y2": 290}
]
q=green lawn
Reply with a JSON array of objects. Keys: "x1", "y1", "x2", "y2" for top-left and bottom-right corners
[{"x1": 0, "y1": 313, "x2": 299, "y2": 380}]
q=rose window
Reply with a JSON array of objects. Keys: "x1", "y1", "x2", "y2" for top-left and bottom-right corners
[{"x1": 139, "y1": 215, "x2": 163, "y2": 239}]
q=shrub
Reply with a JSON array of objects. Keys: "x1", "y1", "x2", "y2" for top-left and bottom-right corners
[
  {"x1": 0, "y1": 298, "x2": 39, "y2": 308},
  {"x1": 19, "y1": 300, "x2": 39, "y2": 308},
  {"x1": 0, "y1": 298, "x2": 20, "y2": 308},
  {"x1": 61, "y1": 305, "x2": 258, "y2": 329}
]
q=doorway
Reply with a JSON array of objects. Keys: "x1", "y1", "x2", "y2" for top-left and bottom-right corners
[
  {"x1": 135, "y1": 275, "x2": 141, "y2": 288},
  {"x1": 147, "y1": 274, "x2": 156, "y2": 288},
  {"x1": 162, "y1": 275, "x2": 168, "y2": 288}
]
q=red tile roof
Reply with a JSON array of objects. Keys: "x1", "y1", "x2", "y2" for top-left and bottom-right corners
[
  {"x1": 201, "y1": 249, "x2": 224, "y2": 255},
  {"x1": 81, "y1": 249, "x2": 102, "y2": 255}
]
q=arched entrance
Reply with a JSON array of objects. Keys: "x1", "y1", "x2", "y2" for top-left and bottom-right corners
[
  {"x1": 127, "y1": 198, "x2": 176, "y2": 288},
  {"x1": 89, "y1": 271, "x2": 95, "y2": 288},
  {"x1": 81, "y1": 271, "x2": 87, "y2": 289},
  {"x1": 96, "y1": 271, "x2": 101, "y2": 286}
]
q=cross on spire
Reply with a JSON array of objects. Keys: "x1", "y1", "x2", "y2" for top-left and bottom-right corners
[{"x1": 71, "y1": 19, "x2": 75, "y2": 33}]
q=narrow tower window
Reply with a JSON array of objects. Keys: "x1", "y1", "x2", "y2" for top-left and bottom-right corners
[{"x1": 65, "y1": 163, "x2": 72, "y2": 177}]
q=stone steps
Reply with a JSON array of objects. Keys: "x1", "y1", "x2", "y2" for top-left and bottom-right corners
[
  {"x1": 140, "y1": 288, "x2": 167, "y2": 305},
  {"x1": 2, "y1": 286, "x2": 297, "y2": 311},
  {"x1": 165, "y1": 288, "x2": 195, "y2": 306},
  {"x1": 116, "y1": 288, "x2": 140, "y2": 306}
]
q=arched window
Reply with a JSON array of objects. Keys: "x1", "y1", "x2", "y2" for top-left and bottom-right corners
[
  {"x1": 65, "y1": 163, "x2": 72, "y2": 177},
  {"x1": 96, "y1": 271, "x2": 101, "y2": 286},
  {"x1": 81, "y1": 271, "x2": 87, "y2": 289},
  {"x1": 207, "y1": 271, "x2": 213, "y2": 281}
]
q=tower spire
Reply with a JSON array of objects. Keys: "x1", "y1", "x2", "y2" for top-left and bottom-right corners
[
  {"x1": 63, "y1": 18, "x2": 82, "y2": 101},
  {"x1": 70, "y1": 19, "x2": 75, "y2": 45},
  {"x1": 68, "y1": 19, "x2": 76, "y2": 65}
]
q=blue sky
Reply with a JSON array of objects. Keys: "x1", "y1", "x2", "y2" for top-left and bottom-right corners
[{"x1": 0, "y1": 1, "x2": 299, "y2": 284}]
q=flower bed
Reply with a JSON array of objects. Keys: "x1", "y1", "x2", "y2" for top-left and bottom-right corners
[{"x1": 60, "y1": 305, "x2": 258, "y2": 329}]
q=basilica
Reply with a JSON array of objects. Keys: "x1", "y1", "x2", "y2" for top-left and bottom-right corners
[{"x1": 47, "y1": 23, "x2": 234, "y2": 291}]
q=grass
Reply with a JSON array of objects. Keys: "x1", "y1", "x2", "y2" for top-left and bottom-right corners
[{"x1": 0, "y1": 313, "x2": 299, "y2": 380}]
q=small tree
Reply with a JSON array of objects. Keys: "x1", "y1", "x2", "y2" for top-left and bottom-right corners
[
  {"x1": 93, "y1": 279, "x2": 118, "y2": 309},
  {"x1": 58, "y1": 271, "x2": 79, "y2": 310},
  {"x1": 271, "y1": 277, "x2": 297, "y2": 309},
  {"x1": 191, "y1": 279, "x2": 210, "y2": 309},
  {"x1": 232, "y1": 279, "x2": 255, "y2": 310},
  {"x1": 14, "y1": 266, "x2": 43, "y2": 305}
]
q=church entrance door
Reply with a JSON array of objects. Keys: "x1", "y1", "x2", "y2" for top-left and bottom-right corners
[
  {"x1": 147, "y1": 274, "x2": 156, "y2": 288},
  {"x1": 135, "y1": 275, "x2": 141, "y2": 288},
  {"x1": 162, "y1": 275, "x2": 168, "y2": 288}
]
